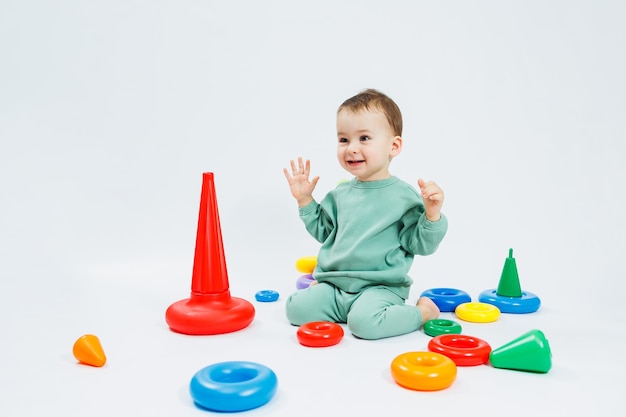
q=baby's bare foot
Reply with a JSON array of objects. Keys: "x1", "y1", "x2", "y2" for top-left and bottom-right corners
[{"x1": 417, "y1": 296, "x2": 440, "y2": 325}]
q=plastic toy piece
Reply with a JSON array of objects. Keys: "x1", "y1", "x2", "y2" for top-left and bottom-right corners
[
  {"x1": 497, "y1": 248, "x2": 523, "y2": 297},
  {"x1": 489, "y1": 329, "x2": 552, "y2": 373},
  {"x1": 390, "y1": 351, "x2": 457, "y2": 391},
  {"x1": 296, "y1": 321, "x2": 344, "y2": 347},
  {"x1": 165, "y1": 172, "x2": 255, "y2": 335},
  {"x1": 423, "y1": 319, "x2": 462, "y2": 337},
  {"x1": 420, "y1": 288, "x2": 471, "y2": 312},
  {"x1": 478, "y1": 289, "x2": 541, "y2": 313},
  {"x1": 73, "y1": 334, "x2": 106, "y2": 367},
  {"x1": 190, "y1": 361, "x2": 278, "y2": 412},
  {"x1": 479, "y1": 248, "x2": 541, "y2": 313},
  {"x1": 255, "y1": 290, "x2": 279, "y2": 302},
  {"x1": 296, "y1": 274, "x2": 315, "y2": 289},
  {"x1": 428, "y1": 334, "x2": 492, "y2": 366},
  {"x1": 295, "y1": 256, "x2": 317, "y2": 274},
  {"x1": 455, "y1": 302, "x2": 501, "y2": 323}
]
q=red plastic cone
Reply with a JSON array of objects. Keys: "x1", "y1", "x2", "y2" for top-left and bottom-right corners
[{"x1": 165, "y1": 172, "x2": 255, "y2": 335}]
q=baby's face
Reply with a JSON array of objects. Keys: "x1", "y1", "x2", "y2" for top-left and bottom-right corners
[{"x1": 336, "y1": 108, "x2": 401, "y2": 182}]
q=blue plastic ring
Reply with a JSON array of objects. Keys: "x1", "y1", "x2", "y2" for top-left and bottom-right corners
[
  {"x1": 255, "y1": 290, "x2": 279, "y2": 302},
  {"x1": 477, "y1": 289, "x2": 541, "y2": 313},
  {"x1": 420, "y1": 288, "x2": 472, "y2": 312},
  {"x1": 190, "y1": 361, "x2": 278, "y2": 412}
]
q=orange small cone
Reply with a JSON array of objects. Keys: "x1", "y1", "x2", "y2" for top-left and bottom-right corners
[{"x1": 73, "y1": 334, "x2": 106, "y2": 367}]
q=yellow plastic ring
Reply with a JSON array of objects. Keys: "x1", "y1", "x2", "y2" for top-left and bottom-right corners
[
  {"x1": 390, "y1": 351, "x2": 457, "y2": 391},
  {"x1": 455, "y1": 302, "x2": 501, "y2": 323},
  {"x1": 295, "y1": 256, "x2": 317, "y2": 274}
]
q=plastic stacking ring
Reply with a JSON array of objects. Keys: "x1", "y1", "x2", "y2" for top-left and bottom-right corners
[
  {"x1": 255, "y1": 290, "x2": 279, "y2": 302},
  {"x1": 390, "y1": 351, "x2": 457, "y2": 391},
  {"x1": 296, "y1": 274, "x2": 316, "y2": 290},
  {"x1": 297, "y1": 321, "x2": 344, "y2": 347},
  {"x1": 428, "y1": 334, "x2": 492, "y2": 366},
  {"x1": 295, "y1": 256, "x2": 317, "y2": 274},
  {"x1": 477, "y1": 289, "x2": 541, "y2": 314},
  {"x1": 190, "y1": 361, "x2": 278, "y2": 412},
  {"x1": 423, "y1": 319, "x2": 463, "y2": 337},
  {"x1": 455, "y1": 302, "x2": 501, "y2": 323},
  {"x1": 420, "y1": 288, "x2": 472, "y2": 312}
]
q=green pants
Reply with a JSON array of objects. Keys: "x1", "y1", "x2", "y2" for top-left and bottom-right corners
[{"x1": 285, "y1": 282, "x2": 424, "y2": 340}]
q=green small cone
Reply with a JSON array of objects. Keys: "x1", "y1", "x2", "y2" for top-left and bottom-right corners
[
  {"x1": 489, "y1": 329, "x2": 552, "y2": 373},
  {"x1": 496, "y1": 248, "x2": 523, "y2": 297}
]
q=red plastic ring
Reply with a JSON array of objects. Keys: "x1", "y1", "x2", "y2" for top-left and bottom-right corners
[
  {"x1": 428, "y1": 334, "x2": 492, "y2": 366},
  {"x1": 296, "y1": 321, "x2": 344, "y2": 347}
]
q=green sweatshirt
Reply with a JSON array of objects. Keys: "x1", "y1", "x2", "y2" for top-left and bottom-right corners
[{"x1": 298, "y1": 176, "x2": 448, "y2": 299}]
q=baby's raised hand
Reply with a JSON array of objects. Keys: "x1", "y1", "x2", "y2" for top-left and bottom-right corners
[
  {"x1": 417, "y1": 178, "x2": 444, "y2": 221},
  {"x1": 283, "y1": 157, "x2": 320, "y2": 207}
]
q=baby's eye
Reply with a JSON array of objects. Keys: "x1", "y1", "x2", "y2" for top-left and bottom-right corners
[
  {"x1": 338, "y1": 137, "x2": 348, "y2": 143},
  {"x1": 360, "y1": 135, "x2": 371, "y2": 141}
]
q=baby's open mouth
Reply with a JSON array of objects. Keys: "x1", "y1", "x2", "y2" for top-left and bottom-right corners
[{"x1": 347, "y1": 160, "x2": 364, "y2": 165}]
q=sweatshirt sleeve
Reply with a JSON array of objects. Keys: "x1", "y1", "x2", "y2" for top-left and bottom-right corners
[
  {"x1": 298, "y1": 199, "x2": 336, "y2": 244},
  {"x1": 399, "y1": 208, "x2": 448, "y2": 256}
]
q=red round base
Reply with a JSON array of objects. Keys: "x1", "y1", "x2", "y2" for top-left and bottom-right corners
[{"x1": 166, "y1": 291, "x2": 255, "y2": 335}]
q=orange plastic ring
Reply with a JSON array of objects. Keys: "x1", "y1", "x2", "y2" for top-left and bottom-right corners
[
  {"x1": 428, "y1": 334, "x2": 492, "y2": 366},
  {"x1": 455, "y1": 302, "x2": 501, "y2": 323},
  {"x1": 297, "y1": 321, "x2": 344, "y2": 347},
  {"x1": 390, "y1": 351, "x2": 457, "y2": 391}
]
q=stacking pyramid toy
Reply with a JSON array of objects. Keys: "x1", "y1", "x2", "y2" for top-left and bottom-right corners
[
  {"x1": 478, "y1": 248, "x2": 541, "y2": 313},
  {"x1": 165, "y1": 172, "x2": 255, "y2": 335}
]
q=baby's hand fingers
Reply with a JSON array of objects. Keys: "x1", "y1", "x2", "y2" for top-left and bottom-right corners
[
  {"x1": 418, "y1": 178, "x2": 436, "y2": 192},
  {"x1": 426, "y1": 191, "x2": 443, "y2": 201},
  {"x1": 423, "y1": 187, "x2": 444, "y2": 201},
  {"x1": 417, "y1": 179, "x2": 443, "y2": 201},
  {"x1": 290, "y1": 159, "x2": 300, "y2": 176}
]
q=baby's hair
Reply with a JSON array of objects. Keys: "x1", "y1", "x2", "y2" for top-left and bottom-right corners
[{"x1": 337, "y1": 88, "x2": 403, "y2": 136}]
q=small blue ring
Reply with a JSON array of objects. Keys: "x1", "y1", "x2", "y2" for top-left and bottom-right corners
[
  {"x1": 190, "y1": 361, "x2": 278, "y2": 412},
  {"x1": 478, "y1": 289, "x2": 541, "y2": 313},
  {"x1": 255, "y1": 290, "x2": 279, "y2": 302},
  {"x1": 420, "y1": 288, "x2": 472, "y2": 312}
]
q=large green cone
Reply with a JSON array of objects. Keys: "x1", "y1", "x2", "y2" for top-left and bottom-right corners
[{"x1": 489, "y1": 329, "x2": 552, "y2": 373}]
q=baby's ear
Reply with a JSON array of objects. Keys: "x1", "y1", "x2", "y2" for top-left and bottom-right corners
[{"x1": 390, "y1": 136, "x2": 403, "y2": 156}]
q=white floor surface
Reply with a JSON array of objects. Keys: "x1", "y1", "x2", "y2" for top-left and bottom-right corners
[{"x1": 1, "y1": 1, "x2": 625, "y2": 416}]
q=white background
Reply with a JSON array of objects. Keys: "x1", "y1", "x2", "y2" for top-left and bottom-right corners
[{"x1": 1, "y1": 0, "x2": 624, "y2": 415}]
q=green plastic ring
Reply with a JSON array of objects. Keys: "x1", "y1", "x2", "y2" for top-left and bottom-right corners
[{"x1": 423, "y1": 319, "x2": 463, "y2": 337}]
